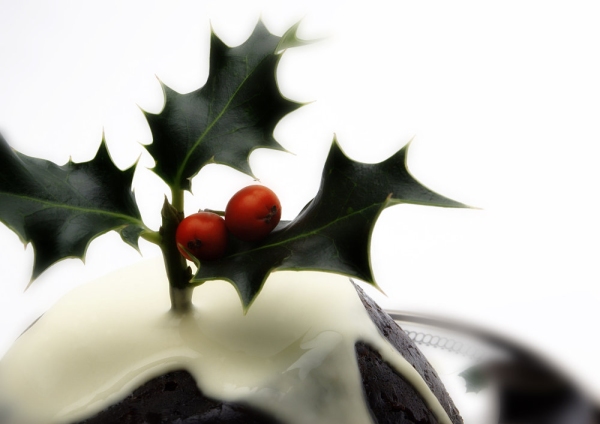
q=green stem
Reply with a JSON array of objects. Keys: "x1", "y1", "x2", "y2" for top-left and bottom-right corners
[
  {"x1": 203, "y1": 208, "x2": 225, "y2": 216},
  {"x1": 140, "y1": 229, "x2": 162, "y2": 245},
  {"x1": 159, "y1": 194, "x2": 194, "y2": 312},
  {"x1": 171, "y1": 186, "x2": 184, "y2": 213}
]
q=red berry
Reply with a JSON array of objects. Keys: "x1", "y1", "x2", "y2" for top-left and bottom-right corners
[
  {"x1": 176, "y1": 212, "x2": 227, "y2": 261},
  {"x1": 225, "y1": 185, "x2": 281, "y2": 242}
]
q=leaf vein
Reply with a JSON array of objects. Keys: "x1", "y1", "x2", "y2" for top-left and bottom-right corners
[
  {"x1": 0, "y1": 192, "x2": 145, "y2": 226},
  {"x1": 228, "y1": 202, "x2": 382, "y2": 258},
  {"x1": 175, "y1": 54, "x2": 271, "y2": 186}
]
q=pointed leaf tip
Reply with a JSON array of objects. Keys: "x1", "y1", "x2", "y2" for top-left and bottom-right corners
[{"x1": 276, "y1": 21, "x2": 318, "y2": 52}]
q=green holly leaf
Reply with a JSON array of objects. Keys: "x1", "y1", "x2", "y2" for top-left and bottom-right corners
[
  {"x1": 459, "y1": 365, "x2": 489, "y2": 394},
  {"x1": 0, "y1": 134, "x2": 146, "y2": 282},
  {"x1": 192, "y1": 138, "x2": 469, "y2": 309},
  {"x1": 143, "y1": 21, "x2": 302, "y2": 192}
]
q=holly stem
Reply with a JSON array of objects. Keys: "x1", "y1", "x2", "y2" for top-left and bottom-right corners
[
  {"x1": 140, "y1": 229, "x2": 162, "y2": 245},
  {"x1": 171, "y1": 186, "x2": 184, "y2": 214},
  {"x1": 159, "y1": 195, "x2": 194, "y2": 313},
  {"x1": 203, "y1": 208, "x2": 225, "y2": 216},
  {"x1": 169, "y1": 284, "x2": 194, "y2": 314}
]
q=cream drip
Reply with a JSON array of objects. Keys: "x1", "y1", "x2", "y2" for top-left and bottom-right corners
[{"x1": 0, "y1": 259, "x2": 452, "y2": 424}]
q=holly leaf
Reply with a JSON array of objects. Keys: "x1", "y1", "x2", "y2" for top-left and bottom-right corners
[
  {"x1": 192, "y1": 138, "x2": 470, "y2": 309},
  {"x1": 144, "y1": 21, "x2": 302, "y2": 192},
  {"x1": 0, "y1": 134, "x2": 146, "y2": 282},
  {"x1": 459, "y1": 366, "x2": 489, "y2": 394}
]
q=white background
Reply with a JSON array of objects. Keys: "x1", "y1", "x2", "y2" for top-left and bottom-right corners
[{"x1": 0, "y1": 0, "x2": 599, "y2": 402}]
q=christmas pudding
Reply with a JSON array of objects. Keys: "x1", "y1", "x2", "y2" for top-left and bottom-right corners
[
  {"x1": 0, "y1": 21, "x2": 468, "y2": 424},
  {"x1": 0, "y1": 263, "x2": 463, "y2": 424}
]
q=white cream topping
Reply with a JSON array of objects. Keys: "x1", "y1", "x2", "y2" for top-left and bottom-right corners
[{"x1": 0, "y1": 259, "x2": 452, "y2": 424}]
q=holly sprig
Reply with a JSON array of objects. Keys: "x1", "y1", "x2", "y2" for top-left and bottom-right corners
[{"x1": 0, "y1": 22, "x2": 468, "y2": 311}]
